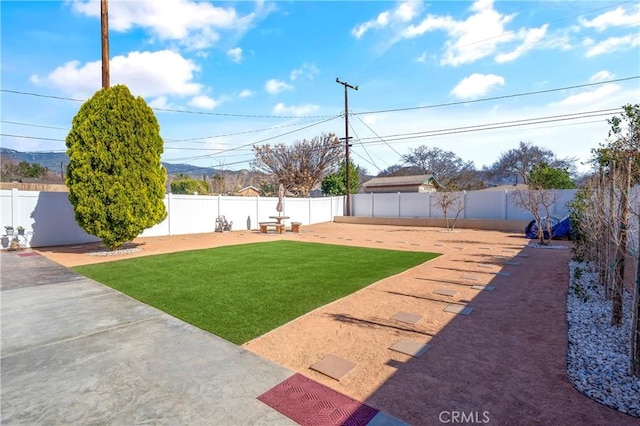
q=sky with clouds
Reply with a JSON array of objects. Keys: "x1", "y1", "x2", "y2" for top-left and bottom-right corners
[{"x1": 1, "y1": 0, "x2": 639, "y2": 174}]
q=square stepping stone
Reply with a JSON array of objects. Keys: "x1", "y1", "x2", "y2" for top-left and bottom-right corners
[
  {"x1": 443, "y1": 304, "x2": 473, "y2": 315},
  {"x1": 460, "y1": 275, "x2": 478, "y2": 281},
  {"x1": 309, "y1": 354, "x2": 356, "y2": 381},
  {"x1": 472, "y1": 285, "x2": 495, "y2": 291},
  {"x1": 376, "y1": 240, "x2": 384, "y2": 244},
  {"x1": 345, "y1": 238, "x2": 353, "y2": 241},
  {"x1": 391, "y1": 311, "x2": 422, "y2": 325},
  {"x1": 410, "y1": 243, "x2": 420, "y2": 246},
  {"x1": 504, "y1": 261, "x2": 520, "y2": 266},
  {"x1": 479, "y1": 247, "x2": 491, "y2": 250},
  {"x1": 397, "y1": 240, "x2": 406, "y2": 244},
  {"x1": 389, "y1": 339, "x2": 431, "y2": 358},
  {"x1": 494, "y1": 271, "x2": 511, "y2": 277},
  {"x1": 433, "y1": 288, "x2": 458, "y2": 297}
]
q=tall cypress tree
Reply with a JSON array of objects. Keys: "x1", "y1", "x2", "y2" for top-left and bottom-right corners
[{"x1": 66, "y1": 84, "x2": 167, "y2": 249}]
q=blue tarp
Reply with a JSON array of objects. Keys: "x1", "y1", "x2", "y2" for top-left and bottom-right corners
[{"x1": 525, "y1": 216, "x2": 572, "y2": 240}]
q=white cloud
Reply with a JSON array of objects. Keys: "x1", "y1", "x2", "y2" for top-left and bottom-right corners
[
  {"x1": 189, "y1": 95, "x2": 220, "y2": 110},
  {"x1": 589, "y1": 70, "x2": 615, "y2": 83},
  {"x1": 30, "y1": 50, "x2": 202, "y2": 100},
  {"x1": 415, "y1": 52, "x2": 428, "y2": 63},
  {"x1": 69, "y1": 0, "x2": 265, "y2": 50},
  {"x1": 556, "y1": 84, "x2": 619, "y2": 106},
  {"x1": 265, "y1": 79, "x2": 293, "y2": 94},
  {"x1": 495, "y1": 24, "x2": 547, "y2": 63},
  {"x1": 451, "y1": 73, "x2": 505, "y2": 99},
  {"x1": 352, "y1": 1, "x2": 423, "y2": 38},
  {"x1": 273, "y1": 103, "x2": 319, "y2": 116},
  {"x1": 579, "y1": 5, "x2": 640, "y2": 31},
  {"x1": 227, "y1": 47, "x2": 242, "y2": 63},
  {"x1": 289, "y1": 63, "x2": 319, "y2": 81},
  {"x1": 584, "y1": 33, "x2": 640, "y2": 57},
  {"x1": 239, "y1": 89, "x2": 254, "y2": 98},
  {"x1": 403, "y1": 0, "x2": 520, "y2": 66}
]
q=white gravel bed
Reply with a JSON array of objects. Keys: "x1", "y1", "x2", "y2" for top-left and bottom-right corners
[
  {"x1": 567, "y1": 260, "x2": 640, "y2": 417},
  {"x1": 87, "y1": 246, "x2": 142, "y2": 256}
]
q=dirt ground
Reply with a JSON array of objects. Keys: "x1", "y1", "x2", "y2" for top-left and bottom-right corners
[{"x1": 36, "y1": 222, "x2": 637, "y2": 425}]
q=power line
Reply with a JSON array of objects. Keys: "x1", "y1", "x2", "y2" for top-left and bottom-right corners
[
  {"x1": 347, "y1": 121, "x2": 379, "y2": 171},
  {"x1": 0, "y1": 108, "x2": 617, "y2": 153},
  {"x1": 353, "y1": 113, "x2": 403, "y2": 157},
  {"x1": 0, "y1": 89, "x2": 334, "y2": 119},
  {"x1": 351, "y1": 76, "x2": 639, "y2": 116},
  {"x1": 0, "y1": 120, "x2": 69, "y2": 131},
  {"x1": 355, "y1": 109, "x2": 617, "y2": 145}
]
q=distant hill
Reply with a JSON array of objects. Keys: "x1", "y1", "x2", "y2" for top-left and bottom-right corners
[
  {"x1": 0, "y1": 147, "x2": 265, "y2": 191},
  {"x1": 0, "y1": 147, "x2": 228, "y2": 178}
]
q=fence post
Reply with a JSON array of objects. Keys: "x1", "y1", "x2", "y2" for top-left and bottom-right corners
[
  {"x1": 428, "y1": 192, "x2": 432, "y2": 218},
  {"x1": 167, "y1": 193, "x2": 172, "y2": 235},
  {"x1": 463, "y1": 190, "x2": 467, "y2": 219},
  {"x1": 11, "y1": 188, "x2": 18, "y2": 228},
  {"x1": 398, "y1": 192, "x2": 401, "y2": 218},
  {"x1": 256, "y1": 195, "x2": 260, "y2": 230},
  {"x1": 503, "y1": 190, "x2": 508, "y2": 220},
  {"x1": 371, "y1": 192, "x2": 375, "y2": 217}
]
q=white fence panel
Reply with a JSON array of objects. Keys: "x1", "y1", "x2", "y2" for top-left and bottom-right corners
[
  {"x1": 372, "y1": 193, "x2": 400, "y2": 217},
  {"x1": 352, "y1": 194, "x2": 373, "y2": 217},
  {"x1": 466, "y1": 190, "x2": 505, "y2": 219},
  {"x1": 399, "y1": 193, "x2": 430, "y2": 218},
  {"x1": 0, "y1": 189, "x2": 344, "y2": 247},
  {"x1": 282, "y1": 198, "x2": 310, "y2": 225}
]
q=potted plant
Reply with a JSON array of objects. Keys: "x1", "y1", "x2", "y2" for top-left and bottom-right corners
[
  {"x1": 4, "y1": 226, "x2": 14, "y2": 236},
  {"x1": 17, "y1": 226, "x2": 25, "y2": 236}
]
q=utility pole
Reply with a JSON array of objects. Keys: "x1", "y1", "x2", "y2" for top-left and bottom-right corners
[
  {"x1": 336, "y1": 78, "x2": 357, "y2": 216},
  {"x1": 101, "y1": 0, "x2": 110, "y2": 89}
]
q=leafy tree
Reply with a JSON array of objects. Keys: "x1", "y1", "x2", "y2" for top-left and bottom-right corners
[
  {"x1": 401, "y1": 146, "x2": 480, "y2": 189},
  {"x1": 1, "y1": 160, "x2": 48, "y2": 182},
  {"x1": 321, "y1": 160, "x2": 360, "y2": 195},
  {"x1": 171, "y1": 177, "x2": 209, "y2": 194},
  {"x1": 65, "y1": 84, "x2": 167, "y2": 250},
  {"x1": 377, "y1": 164, "x2": 423, "y2": 177},
  {"x1": 252, "y1": 133, "x2": 342, "y2": 197},
  {"x1": 528, "y1": 162, "x2": 575, "y2": 189},
  {"x1": 488, "y1": 141, "x2": 576, "y2": 185}
]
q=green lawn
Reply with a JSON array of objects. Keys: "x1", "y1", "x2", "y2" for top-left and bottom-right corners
[{"x1": 74, "y1": 240, "x2": 439, "y2": 344}]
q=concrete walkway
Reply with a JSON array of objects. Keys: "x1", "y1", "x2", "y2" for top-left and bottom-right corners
[{"x1": 1, "y1": 251, "x2": 297, "y2": 425}]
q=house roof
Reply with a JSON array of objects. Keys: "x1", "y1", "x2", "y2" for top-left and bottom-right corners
[
  {"x1": 238, "y1": 186, "x2": 259, "y2": 192},
  {"x1": 362, "y1": 174, "x2": 438, "y2": 188}
]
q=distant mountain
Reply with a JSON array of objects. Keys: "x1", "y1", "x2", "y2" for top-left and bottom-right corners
[{"x1": 0, "y1": 147, "x2": 228, "y2": 178}]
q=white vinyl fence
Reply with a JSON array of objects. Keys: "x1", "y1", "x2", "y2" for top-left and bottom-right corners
[
  {"x1": 352, "y1": 189, "x2": 578, "y2": 221},
  {"x1": 0, "y1": 189, "x2": 344, "y2": 248}
]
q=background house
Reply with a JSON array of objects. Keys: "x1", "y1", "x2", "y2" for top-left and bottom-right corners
[
  {"x1": 236, "y1": 186, "x2": 260, "y2": 197},
  {"x1": 360, "y1": 174, "x2": 440, "y2": 193}
]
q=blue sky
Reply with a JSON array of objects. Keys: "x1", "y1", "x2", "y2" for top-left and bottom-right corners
[{"x1": 1, "y1": 0, "x2": 639, "y2": 175}]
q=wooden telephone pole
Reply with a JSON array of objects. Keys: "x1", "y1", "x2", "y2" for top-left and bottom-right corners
[
  {"x1": 101, "y1": 0, "x2": 110, "y2": 89},
  {"x1": 336, "y1": 78, "x2": 358, "y2": 216}
]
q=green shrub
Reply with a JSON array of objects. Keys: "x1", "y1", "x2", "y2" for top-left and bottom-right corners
[
  {"x1": 171, "y1": 178, "x2": 209, "y2": 195},
  {"x1": 66, "y1": 84, "x2": 167, "y2": 250}
]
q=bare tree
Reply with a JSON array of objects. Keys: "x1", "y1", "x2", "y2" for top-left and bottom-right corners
[
  {"x1": 489, "y1": 141, "x2": 576, "y2": 185},
  {"x1": 401, "y1": 146, "x2": 480, "y2": 189},
  {"x1": 434, "y1": 190, "x2": 465, "y2": 231},
  {"x1": 512, "y1": 187, "x2": 558, "y2": 245},
  {"x1": 252, "y1": 133, "x2": 342, "y2": 197}
]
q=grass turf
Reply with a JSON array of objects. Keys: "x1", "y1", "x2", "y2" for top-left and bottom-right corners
[{"x1": 73, "y1": 240, "x2": 439, "y2": 344}]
